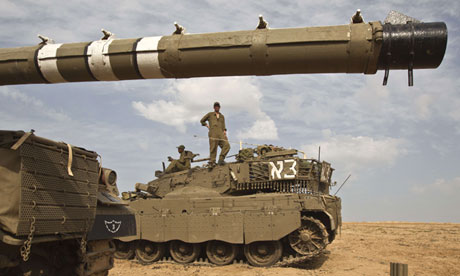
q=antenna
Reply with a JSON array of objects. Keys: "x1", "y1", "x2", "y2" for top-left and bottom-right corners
[
  {"x1": 334, "y1": 174, "x2": 351, "y2": 196},
  {"x1": 317, "y1": 146, "x2": 321, "y2": 185}
]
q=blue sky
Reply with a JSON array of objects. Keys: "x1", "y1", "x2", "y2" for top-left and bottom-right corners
[{"x1": 1, "y1": 0, "x2": 459, "y2": 222}]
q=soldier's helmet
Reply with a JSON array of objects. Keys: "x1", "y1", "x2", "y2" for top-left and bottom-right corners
[
  {"x1": 177, "y1": 145, "x2": 185, "y2": 150},
  {"x1": 213, "y1": 102, "x2": 220, "y2": 107}
]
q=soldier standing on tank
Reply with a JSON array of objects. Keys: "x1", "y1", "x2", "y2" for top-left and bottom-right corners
[
  {"x1": 164, "y1": 145, "x2": 194, "y2": 174},
  {"x1": 200, "y1": 102, "x2": 230, "y2": 166}
]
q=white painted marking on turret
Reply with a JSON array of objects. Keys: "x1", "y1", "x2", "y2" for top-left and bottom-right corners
[
  {"x1": 135, "y1": 36, "x2": 164, "y2": 78},
  {"x1": 87, "y1": 39, "x2": 119, "y2": 81},
  {"x1": 37, "y1": 44, "x2": 67, "y2": 83}
]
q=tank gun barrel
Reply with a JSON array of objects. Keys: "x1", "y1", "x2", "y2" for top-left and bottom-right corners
[{"x1": 0, "y1": 12, "x2": 447, "y2": 86}]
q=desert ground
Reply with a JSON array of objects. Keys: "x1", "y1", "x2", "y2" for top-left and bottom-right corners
[{"x1": 109, "y1": 222, "x2": 460, "y2": 276}]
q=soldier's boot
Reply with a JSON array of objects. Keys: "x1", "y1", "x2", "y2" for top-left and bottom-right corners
[
  {"x1": 155, "y1": 170, "x2": 164, "y2": 177},
  {"x1": 207, "y1": 161, "x2": 216, "y2": 169},
  {"x1": 217, "y1": 159, "x2": 226, "y2": 165}
]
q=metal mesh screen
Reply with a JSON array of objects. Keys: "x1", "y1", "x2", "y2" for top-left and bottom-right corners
[{"x1": 16, "y1": 141, "x2": 98, "y2": 236}]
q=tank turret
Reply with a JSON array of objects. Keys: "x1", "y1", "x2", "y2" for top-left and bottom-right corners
[
  {"x1": 0, "y1": 11, "x2": 447, "y2": 87},
  {"x1": 135, "y1": 148, "x2": 333, "y2": 198}
]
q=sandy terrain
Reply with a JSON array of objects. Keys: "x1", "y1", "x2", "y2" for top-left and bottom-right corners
[{"x1": 109, "y1": 222, "x2": 460, "y2": 276}]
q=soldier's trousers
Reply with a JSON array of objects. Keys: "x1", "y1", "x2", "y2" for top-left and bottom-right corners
[
  {"x1": 165, "y1": 160, "x2": 187, "y2": 173},
  {"x1": 209, "y1": 137, "x2": 230, "y2": 163}
]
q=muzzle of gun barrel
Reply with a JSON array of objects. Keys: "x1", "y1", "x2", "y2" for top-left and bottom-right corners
[{"x1": 378, "y1": 22, "x2": 447, "y2": 86}]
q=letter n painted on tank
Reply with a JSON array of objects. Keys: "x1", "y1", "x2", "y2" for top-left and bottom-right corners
[{"x1": 269, "y1": 161, "x2": 283, "y2": 180}]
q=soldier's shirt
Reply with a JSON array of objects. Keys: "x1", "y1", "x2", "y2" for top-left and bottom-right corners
[
  {"x1": 200, "y1": 112, "x2": 227, "y2": 138},
  {"x1": 177, "y1": 151, "x2": 194, "y2": 165}
]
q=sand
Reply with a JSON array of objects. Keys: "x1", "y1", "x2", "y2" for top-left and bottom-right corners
[{"x1": 109, "y1": 222, "x2": 460, "y2": 276}]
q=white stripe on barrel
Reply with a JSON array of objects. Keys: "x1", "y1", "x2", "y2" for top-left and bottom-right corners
[
  {"x1": 87, "y1": 39, "x2": 119, "y2": 81},
  {"x1": 37, "y1": 44, "x2": 67, "y2": 83},
  {"x1": 135, "y1": 36, "x2": 164, "y2": 78}
]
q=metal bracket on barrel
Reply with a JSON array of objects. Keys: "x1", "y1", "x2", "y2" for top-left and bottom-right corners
[
  {"x1": 100, "y1": 29, "x2": 115, "y2": 40},
  {"x1": 173, "y1": 22, "x2": 185, "y2": 35},
  {"x1": 37, "y1": 35, "x2": 55, "y2": 45},
  {"x1": 382, "y1": 23, "x2": 391, "y2": 86},
  {"x1": 408, "y1": 22, "x2": 415, "y2": 86}
]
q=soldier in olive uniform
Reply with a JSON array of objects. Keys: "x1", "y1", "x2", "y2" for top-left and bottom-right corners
[
  {"x1": 164, "y1": 145, "x2": 194, "y2": 174},
  {"x1": 200, "y1": 102, "x2": 230, "y2": 166}
]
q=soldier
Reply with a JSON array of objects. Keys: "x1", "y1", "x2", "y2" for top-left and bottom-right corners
[
  {"x1": 200, "y1": 102, "x2": 230, "y2": 166},
  {"x1": 164, "y1": 145, "x2": 194, "y2": 174}
]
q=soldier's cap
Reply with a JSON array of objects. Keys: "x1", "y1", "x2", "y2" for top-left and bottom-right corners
[
  {"x1": 177, "y1": 145, "x2": 185, "y2": 149},
  {"x1": 213, "y1": 102, "x2": 220, "y2": 107}
]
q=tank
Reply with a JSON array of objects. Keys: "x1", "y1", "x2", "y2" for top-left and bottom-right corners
[
  {"x1": 116, "y1": 146, "x2": 340, "y2": 267},
  {"x1": 0, "y1": 10, "x2": 447, "y2": 87},
  {"x1": 0, "y1": 130, "x2": 136, "y2": 275}
]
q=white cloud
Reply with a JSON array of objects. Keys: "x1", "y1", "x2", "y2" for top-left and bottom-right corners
[
  {"x1": 0, "y1": 87, "x2": 70, "y2": 122},
  {"x1": 237, "y1": 115, "x2": 279, "y2": 140},
  {"x1": 132, "y1": 77, "x2": 279, "y2": 139},
  {"x1": 448, "y1": 99, "x2": 460, "y2": 122},
  {"x1": 0, "y1": 0, "x2": 28, "y2": 19},
  {"x1": 414, "y1": 94, "x2": 434, "y2": 120},
  {"x1": 411, "y1": 177, "x2": 460, "y2": 195},
  {"x1": 302, "y1": 131, "x2": 407, "y2": 174},
  {"x1": 132, "y1": 99, "x2": 196, "y2": 133}
]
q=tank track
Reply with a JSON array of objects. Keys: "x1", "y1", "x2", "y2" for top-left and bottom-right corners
[
  {"x1": 0, "y1": 239, "x2": 115, "y2": 276},
  {"x1": 115, "y1": 216, "x2": 330, "y2": 267},
  {"x1": 124, "y1": 251, "x2": 328, "y2": 268}
]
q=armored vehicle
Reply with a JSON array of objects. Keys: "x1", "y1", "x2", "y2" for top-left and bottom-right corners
[
  {"x1": 0, "y1": 130, "x2": 136, "y2": 275},
  {"x1": 115, "y1": 146, "x2": 340, "y2": 266}
]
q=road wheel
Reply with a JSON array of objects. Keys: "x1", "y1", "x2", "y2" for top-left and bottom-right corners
[
  {"x1": 288, "y1": 216, "x2": 329, "y2": 257},
  {"x1": 169, "y1": 241, "x2": 201, "y2": 264},
  {"x1": 205, "y1": 240, "x2": 237, "y2": 265},
  {"x1": 135, "y1": 240, "x2": 165, "y2": 264},
  {"x1": 243, "y1": 240, "x2": 282, "y2": 267},
  {"x1": 113, "y1": 240, "x2": 135, "y2": 260}
]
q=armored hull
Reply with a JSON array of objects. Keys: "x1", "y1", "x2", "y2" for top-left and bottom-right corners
[
  {"x1": 116, "y1": 148, "x2": 341, "y2": 266},
  {"x1": 0, "y1": 130, "x2": 136, "y2": 275}
]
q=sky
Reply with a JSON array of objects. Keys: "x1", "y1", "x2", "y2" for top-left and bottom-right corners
[{"x1": 0, "y1": 0, "x2": 459, "y2": 222}]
